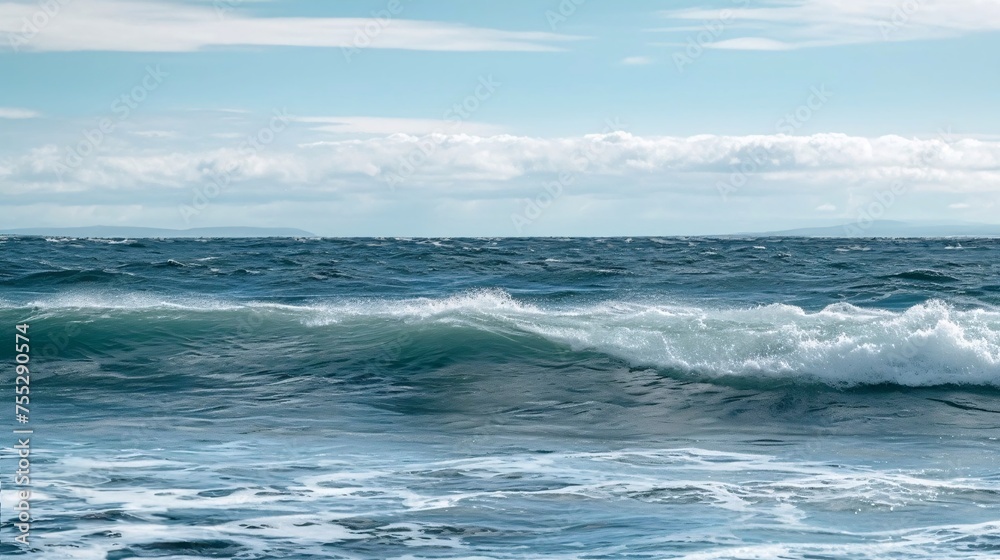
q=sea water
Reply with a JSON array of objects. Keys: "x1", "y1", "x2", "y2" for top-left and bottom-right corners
[{"x1": 1, "y1": 236, "x2": 999, "y2": 559}]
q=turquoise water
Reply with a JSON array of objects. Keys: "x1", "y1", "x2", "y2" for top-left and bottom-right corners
[{"x1": 1, "y1": 236, "x2": 999, "y2": 559}]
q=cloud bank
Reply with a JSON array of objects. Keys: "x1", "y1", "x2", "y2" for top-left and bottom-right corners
[
  {"x1": 3, "y1": 124, "x2": 997, "y2": 234},
  {"x1": 5, "y1": 131, "x2": 999, "y2": 196}
]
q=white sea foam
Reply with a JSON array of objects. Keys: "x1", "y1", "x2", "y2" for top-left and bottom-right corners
[
  {"x1": 301, "y1": 290, "x2": 1000, "y2": 387},
  {"x1": 23, "y1": 444, "x2": 1000, "y2": 559},
  {"x1": 86, "y1": 238, "x2": 136, "y2": 245},
  {"x1": 5, "y1": 289, "x2": 1000, "y2": 386}
]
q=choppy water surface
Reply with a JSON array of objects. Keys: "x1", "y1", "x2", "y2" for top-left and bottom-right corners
[{"x1": 1, "y1": 236, "x2": 999, "y2": 559}]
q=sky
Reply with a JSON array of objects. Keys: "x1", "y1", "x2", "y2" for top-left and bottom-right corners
[{"x1": 1, "y1": 0, "x2": 999, "y2": 236}]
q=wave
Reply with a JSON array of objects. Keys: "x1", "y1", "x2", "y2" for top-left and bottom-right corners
[
  {"x1": 4, "y1": 290, "x2": 1000, "y2": 388},
  {"x1": 881, "y1": 269, "x2": 961, "y2": 283},
  {"x1": 1, "y1": 268, "x2": 134, "y2": 286}
]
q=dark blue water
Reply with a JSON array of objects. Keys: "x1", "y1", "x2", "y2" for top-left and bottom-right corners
[{"x1": 1, "y1": 236, "x2": 999, "y2": 559}]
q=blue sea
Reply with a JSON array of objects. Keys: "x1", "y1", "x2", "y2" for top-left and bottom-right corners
[{"x1": 2, "y1": 236, "x2": 1000, "y2": 559}]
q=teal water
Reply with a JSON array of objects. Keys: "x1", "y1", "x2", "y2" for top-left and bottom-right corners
[{"x1": 1, "y1": 236, "x2": 999, "y2": 559}]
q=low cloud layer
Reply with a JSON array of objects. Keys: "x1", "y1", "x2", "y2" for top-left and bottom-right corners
[{"x1": 6, "y1": 131, "x2": 999, "y2": 196}]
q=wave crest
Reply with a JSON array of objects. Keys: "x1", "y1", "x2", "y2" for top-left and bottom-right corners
[
  {"x1": 299, "y1": 292, "x2": 1000, "y2": 387},
  {"x1": 5, "y1": 290, "x2": 1000, "y2": 387}
]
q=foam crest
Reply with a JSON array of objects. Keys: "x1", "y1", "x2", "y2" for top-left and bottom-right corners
[
  {"x1": 4, "y1": 290, "x2": 1000, "y2": 386},
  {"x1": 313, "y1": 293, "x2": 1000, "y2": 387},
  {"x1": 12, "y1": 292, "x2": 245, "y2": 311},
  {"x1": 506, "y1": 298, "x2": 1000, "y2": 387}
]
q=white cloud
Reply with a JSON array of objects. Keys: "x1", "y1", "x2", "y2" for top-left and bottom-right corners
[
  {"x1": 710, "y1": 38, "x2": 796, "y2": 51},
  {"x1": 6, "y1": 131, "x2": 1000, "y2": 197},
  {"x1": 292, "y1": 116, "x2": 504, "y2": 137},
  {"x1": 621, "y1": 56, "x2": 654, "y2": 65},
  {"x1": 6, "y1": 130, "x2": 1000, "y2": 234},
  {"x1": 131, "y1": 130, "x2": 176, "y2": 138},
  {"x1": 948, "y1": 202, "x2": 971, "y2": 209},
  {"x1": 0, "y1": 107, "x2": 40, "y2": 119},
  {"x1": 660, "y1": 0, "x2": 1000, "y2": 50},
  {"x1": 0, "y1": 0, "x2": 581, "y2": 53}
]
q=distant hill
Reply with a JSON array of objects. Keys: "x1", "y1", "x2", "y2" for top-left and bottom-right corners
[
  {"x1": 0, "y1": 226, "x2": 316, "y2": 238},
  {"x1": 741, "y1": 221, "x2": 1000, "y2": 238}
]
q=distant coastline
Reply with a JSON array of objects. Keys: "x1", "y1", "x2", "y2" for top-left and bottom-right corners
[
  {"x1": 3, "y1": 221, "x2": 1000, "y2": 239},
  {"x1": 735, "y1": 220, "x2": 1000, "y2": 238},
  {"x1": 0, "y1": 226, "x2": 316, "y2": 238}
]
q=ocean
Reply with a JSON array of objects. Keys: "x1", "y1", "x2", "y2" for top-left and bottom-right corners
[{"x1": 1, "y1": 236, "x2": 999, "y2": 559}]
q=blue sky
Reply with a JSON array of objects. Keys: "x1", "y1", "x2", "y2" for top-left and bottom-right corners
[{"x1": 2, "y1": 0, "x2": 999, "y2": 236}]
